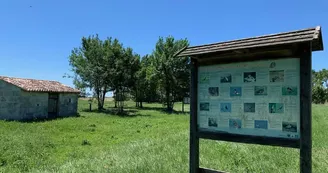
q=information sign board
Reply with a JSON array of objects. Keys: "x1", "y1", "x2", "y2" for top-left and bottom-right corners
[{"x1": 197, "y1": 58, "x2": 300, "y2": 139}]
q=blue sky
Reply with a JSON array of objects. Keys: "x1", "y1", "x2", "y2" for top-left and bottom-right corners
[{"x1": 0, "y1": 0, "x2": 327, "y2": 91}]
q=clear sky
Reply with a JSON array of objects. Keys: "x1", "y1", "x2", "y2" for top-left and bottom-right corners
[{"x1": 0, "y1": 0, "x2": 327, "y2": 89}]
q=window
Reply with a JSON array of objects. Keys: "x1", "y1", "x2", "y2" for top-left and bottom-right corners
[{"x1": 68, "y1": 98, "x2": 72, "y2": 103}]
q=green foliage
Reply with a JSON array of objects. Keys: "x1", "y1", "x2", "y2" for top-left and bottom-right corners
[
  {"x1": 69, "y1": 35, "x2": 108, "y2": 109},
  {"x1": 312, "y1": 86, "x2": 327, "y2": 104},
  {"x1": 312, "y1": 69, "x2": 328, "y2": 104},
  {"x1": 69, "y1": 36, "x2": 139, "y2": 111},
  {"x1": 133, "y1": 55, "x2": 161, "y2": 107},
  {"x1": 152, "y1": 36, "x2": 189, "y2": 111}
]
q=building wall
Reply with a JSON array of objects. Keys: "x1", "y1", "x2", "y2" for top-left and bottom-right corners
[
  {"x1": 20, "y1": 91, "x2": 48, "y2": 120},
  {"x1": 0, "y1": 80, "x2": 21, "y2": 120},
  {"x1": 58, "y1": 93, "x2": 78, "y2": 117}
]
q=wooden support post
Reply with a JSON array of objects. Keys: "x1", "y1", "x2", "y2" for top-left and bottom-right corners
[
  {"x1": 190, "y1": 58, "x2": 199, "y2": 173},
  {"x1": 89, "y1": 103, "x2": 92, "y2": 111},
  {"x1": 182, "y1": 101, "x2": 185, "y2": 113},
  {"x1": 300, "y1": 43, "x2": 312, "y2": 173}
]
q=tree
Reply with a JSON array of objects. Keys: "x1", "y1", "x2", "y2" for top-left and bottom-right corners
[
  {"x1": 110, "y1": 46, "x2": 140, "y2": 112},
  {"x1": 312, "y1": 69, "x2": 328, "y2": 104},
  {"x1": 152, "y1": 36, "x2": 189, "y2": 112},
  {"x1": 133, "y1": 55, "x2": 161, "y2": 108},
  {"x1": 312, "y1": 85, "x2": 327, "y2": 104},
  {"x1": 69, "y1": 35, "x2": 109, "y2": 110},
  {"x1": 314, "y1": 69, "x2": 328, "y2": 87}
]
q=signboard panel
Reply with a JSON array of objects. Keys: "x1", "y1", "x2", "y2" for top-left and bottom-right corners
[{"x1": 197, "y1": 58, "x2": 300, "y2": 139}]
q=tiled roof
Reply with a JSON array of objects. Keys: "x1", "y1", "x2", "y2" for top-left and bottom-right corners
[
  {"x1": 177, "y1": 26, "x2": 323, "y2": 57},
  {"x1": 0, "y1": 76, "x2": 80, "y2": 93}
]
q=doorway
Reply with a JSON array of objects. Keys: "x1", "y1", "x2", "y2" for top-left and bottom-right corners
[{"x1": 48, "y1": 93, "x2": 59, "y2": 118}]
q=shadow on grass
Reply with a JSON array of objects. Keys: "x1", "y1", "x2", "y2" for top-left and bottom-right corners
[
  {"x1": 135, "y1": 106, "x2": 189, "y2": 115},
  {"x1": 10, "y1": 113, "x2": 82, "y2": 123},
  {"x1": 82, "y1": 108, "x2": 151, "y2": 118}
]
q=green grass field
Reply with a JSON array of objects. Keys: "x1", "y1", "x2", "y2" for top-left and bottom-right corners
[{"x1": 0, "y1": 100, "x2": 327, "y2": 173}]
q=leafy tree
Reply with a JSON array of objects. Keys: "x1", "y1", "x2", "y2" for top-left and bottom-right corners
[
  {"x1": 110, "y1": 46, "x2": 140, "y2": 112},
  {"x1": 133, "y1": 55, "x2": 162, "y2": 108},
  {"x1": 152, "y1": 36, "x2": 189, "y2": 112},
  {"x1": 69, "y1": 36, "x2": 140, "y2": 112},
  {"x1": 314, "y1": 69, "x2": 328, "y2": 87},
  {"x1": 312, "y1": 85, "x2": 327, "y2": 104},
  {"x1": 69, "y1": 35, "x2": 108, "y2": 110},
  {"x1": 312, "y1": 69, "x2": 328, "y2": 104}
]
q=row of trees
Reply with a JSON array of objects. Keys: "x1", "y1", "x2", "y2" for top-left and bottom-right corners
[
  {"x1": 68, "y1": 34, "x2": 327, "y2": 112},
  {"x1": 68, "y1": 35, "x2": 189, "y2": 112}
]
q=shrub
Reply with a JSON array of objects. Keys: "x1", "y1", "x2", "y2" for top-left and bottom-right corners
[{"x1": 312, "y1": 86, "x2": 327, "y2": 104}]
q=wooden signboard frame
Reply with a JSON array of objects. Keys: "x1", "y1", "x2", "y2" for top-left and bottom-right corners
[{"x1": 177, "y1": 27, "x2": 323, "y2": 173}]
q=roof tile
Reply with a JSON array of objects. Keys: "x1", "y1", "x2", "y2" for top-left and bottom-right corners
[{"x1": 0, "y1": 76, "x2": 80, "y2": 93}]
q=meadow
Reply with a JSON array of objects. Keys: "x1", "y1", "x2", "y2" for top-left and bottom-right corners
[{"x1": 0, "y1": 100, "x2": 327, "y2": 173}]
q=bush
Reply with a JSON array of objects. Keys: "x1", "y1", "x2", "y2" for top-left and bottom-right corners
[{"x1": 312, "y1": 86, "x2": 327, "y2": 104}]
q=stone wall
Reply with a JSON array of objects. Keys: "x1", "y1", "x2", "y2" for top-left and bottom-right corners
[
  {"x1": 0, "y1": 80, "x2": 21, "y2": 120},
  {"x1": 20, "y1": 91, "x2": 48, "y2": 120},
  {"x1": 0, "y1": 80, "x2": 78, "y2": 120},
  {"x1": 58, "y1": 93, "x2": 78, "y2": 117}
]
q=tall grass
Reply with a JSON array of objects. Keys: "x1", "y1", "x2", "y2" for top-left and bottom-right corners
[{"x1": 0, "y1": 100, "x2": 327, "y2": 173}]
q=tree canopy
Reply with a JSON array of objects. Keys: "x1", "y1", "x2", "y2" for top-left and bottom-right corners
[{"x1": 68, "y1": 35, "x2": 140, "y2": 111}]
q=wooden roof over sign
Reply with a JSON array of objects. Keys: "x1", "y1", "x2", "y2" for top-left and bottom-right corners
[{"x1": 176, "y1": 26, "x2": 323, "y2": 57}]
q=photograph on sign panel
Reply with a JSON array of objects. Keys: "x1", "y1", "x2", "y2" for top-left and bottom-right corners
[
  {"x1": 199, "y1": 74, "x2": 210, "y2": 84},
  {"x1": 220, "y1": 103, "x2": 231, "y2": 112},
  {"x1": 282, "y1": 86, "x2": 298, "y2": 96},
  {"x1": 282, "y1": 122, "x2": 297, "y2": 132},
  {"x1": 269, "y1": 70, "x2": 284, "y2": 82},
  {"x1": 244, "y1": 103, "x2": 255, "y2": 113},
  {"x1": 269, "y1": 62, "x2": 276, "y2": 68},
  {"x1": 244, "y1": 72, "x2": 256, "y2": 83},
  {"x1": 208, "y1": 117, "x2": 218, "y2": 127},
  {"x1": 254, "y1": 120, "x2": 268, "y2": 129},
  {"x1": 230, "y1": 87, "x2": 242, "y2": 97},
  {"x1": 200, "y1": 102, "x2": 209, "y2": 111},
  {"x1": 254, "y1": 86, "x2": 268, "y2": 96},
  {"x1": 208, "y1": 87, "x2": 219, "y2": 96},
  {"x1": 229, "y1": 119, "x2": 242, "y2": 129},
  {"x1": 269, "y1": 103, "x2": 284, "y2": 113},
  {"x1": 220, "y1": 74, "x2": 232, "y2": 83}
]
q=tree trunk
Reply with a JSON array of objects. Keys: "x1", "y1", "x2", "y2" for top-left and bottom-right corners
[
  {"x1": 114, "y1": 90, "x2": 117, "y2": 108},
  {"x1": 165, "y1": 79, "x2": 173, "y2": 112},
  {"x1": 96, "y1": 88, "x2": 103, "y2": 111},
  {"x1": 135, "y1": 88, "x2": 139, "y2": 107},
  {"x1": 101, "y1": 86, "x2": 107, "y2": 110},
  {"x1": 140, "y1": 101, "x2": 143, "y2": 108}
]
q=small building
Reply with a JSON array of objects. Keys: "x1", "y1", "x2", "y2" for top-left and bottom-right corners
[{"x1": 0, "y1": 76, "x2": 80, "y2": 121}]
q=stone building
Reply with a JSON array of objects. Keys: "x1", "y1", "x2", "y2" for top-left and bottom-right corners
[{"x1": 0, "y1": 76, "x2": 80, "y2": 121}]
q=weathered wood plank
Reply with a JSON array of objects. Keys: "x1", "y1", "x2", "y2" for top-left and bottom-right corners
[
  {"x1": 299, "y1": 43, "x2": 312, "y2": 173},
  {"x1": 190, "y1": 58, "x2": 199, "y2": 173}
]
